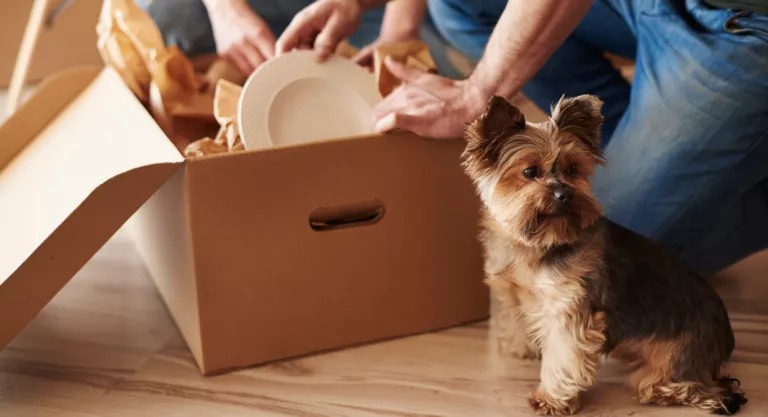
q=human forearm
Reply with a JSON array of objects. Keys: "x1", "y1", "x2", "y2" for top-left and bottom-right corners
[
  {"x1": 380, "y1": 0, "x2": 427, "y2": 39},
  {"x1": 359, "y1": 0, "x2": 394, "y2": 9},
  {"x1": 201, "y1": 0, "x2": 239, "y2": 11},
  {"x1": 469, "y1": 0, "x2": 593, "y2": 99}
]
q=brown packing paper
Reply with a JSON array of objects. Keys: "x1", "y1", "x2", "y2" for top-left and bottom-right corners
[
  {"x1": 97, "y1": 0, "x2": 220, "y2": 152},
  {"x1": 108, "y1": 0, "x2": 165, "y2": 70},
  {"x1": 213, "y1": 79, "x2": 242, "y2": 124},
  {"x1": 96, "y1": 20, "x2": 152, "y2": 102},
  {"x1": 204, "y1": 58, "x2": 248, "y2": 88},
  {"x1": 147, "y1": 47, "x2": 218, "y2": 152},
  {"x1": 404, "y1": 55, "x2": 433, "y2": 73},
  {"x1": 185, "y1": 79, "x2": 244, "y2": 157},
  {"x1": 149, "y1": 47, "x2": 199, "y2": 115},
  {"x1": 183, "y1": 137, "x2": 228, "y2": 157},
  {"x1": 335, "y1": 40, "x2": 360, "y2": 60},
  {"x1": 373, "y1": 40, "x2": 437, "y2": 97},
  {"x1": 96, "y1": 0, "x2": 164, "y2": 103}
]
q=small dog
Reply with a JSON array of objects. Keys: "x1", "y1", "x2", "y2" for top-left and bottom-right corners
[{"x1": 461, "y1": 94, "x2": 747, "y2": 416}]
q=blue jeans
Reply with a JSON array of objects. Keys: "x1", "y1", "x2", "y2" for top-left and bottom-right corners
[
  {"x1": 135, "y1": 0, "x2": 465, "y2": 80},
  {"x1": 429, "y1": 0, "x2": 768, "y2": 276}
]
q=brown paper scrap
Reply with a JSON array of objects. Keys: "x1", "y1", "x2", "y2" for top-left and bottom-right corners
[
  {"x1": 373, "y1": 40, "x2": 437, "y2": 97},
  {"x1": 109, "y1": 0, "x2": 165, "y2": 70},
  {"x1": 183, "y1": 137, "x2": 229, "y2": 157},
  {"x1": 184, "y1": 79, "x2": 245, "y2": 157},
  {"x1": 96, "y1": 18, "x2": 151, "y2": 102},
  {"x1": 96, "y1": 0, "x2": 165, "y2": 103},
  {"x1": 150, "y1": 47, "x2": 200, "y2": 111},
  {"x1": 147, "y1": 46, "x2": 218, "y2": 151},
  {"x1": 213, "y1": 79, "x2": 242, "y2": 125},
  {"x1": 335, "y1": 40, "x2": 360, "y2": 60}
]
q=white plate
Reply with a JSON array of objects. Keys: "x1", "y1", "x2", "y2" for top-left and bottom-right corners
[{"x1": 238, "y1": 50, "x2": 382, "y2": 150}]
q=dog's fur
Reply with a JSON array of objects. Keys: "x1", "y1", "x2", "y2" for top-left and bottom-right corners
[{"x1": 461, "y1": 94, "x2": 747, "y2": 415}]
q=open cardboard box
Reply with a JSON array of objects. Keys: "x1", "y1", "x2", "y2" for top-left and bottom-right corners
[{"x1": 0, "y1": 64, "x2": 489, "y2": 374}]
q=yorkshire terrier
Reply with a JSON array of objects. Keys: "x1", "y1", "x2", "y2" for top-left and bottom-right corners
[{"x1": 461, "y1": 94, "x2": 747, "y2": 416}]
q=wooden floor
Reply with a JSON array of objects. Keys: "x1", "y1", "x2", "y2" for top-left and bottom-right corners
[{"x1": 0, "y1": 227, "x2": 767, "y2": 417}]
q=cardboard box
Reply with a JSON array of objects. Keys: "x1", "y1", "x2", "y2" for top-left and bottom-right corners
[
  {"x1": 0, "y1": 66, "x2": 489, "y2": 374},
  {"x1": 0, "y1": 0, "x2": 102, "y2": 88}
]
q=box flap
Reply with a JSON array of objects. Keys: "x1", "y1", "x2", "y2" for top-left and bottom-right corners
[{"x1": 0, "y1": 67, "x2": 183, "y2": 350}]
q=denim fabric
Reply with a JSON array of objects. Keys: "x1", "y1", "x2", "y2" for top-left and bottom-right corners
[
  {"x1": 135, "y1": 0, "x2": 465, "y2": 79},
  {"x1": 429, "y1": 0, "x2": 768, "y2": 275}
]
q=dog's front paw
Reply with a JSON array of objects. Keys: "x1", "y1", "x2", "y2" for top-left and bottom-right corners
[
  {"x1": 510, "y1": 344, "x2": 542, "y2": 360},
  {"x1": 497, "y1": 336, "x2": 541, "y2": 360},
  {"x1": 528, "y1": 388, "x2": 580, "y2": 416}
]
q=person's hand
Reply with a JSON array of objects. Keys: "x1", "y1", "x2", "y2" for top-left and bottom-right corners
[
  {"x1": 373, "y1": 57, "x2": 487, "y2": 139},
  {"x1": 352, "y1": 32, "x2": 419, "y2": 71},
  {"x1": 353, "y1": 0, "x2": 425, "y2": 70},
  {"x1": 276, "y1": 0, "x2": 363, "y2": 62},
  {"x1": 205, "y1": 0, "x2": 276, "y2": 75}
]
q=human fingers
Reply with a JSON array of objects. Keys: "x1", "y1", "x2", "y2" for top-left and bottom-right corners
[
  {"x1": 374, "y1": 112, "x2": 423, "y2": 133},
  {"x1": 239, "y1": 41, "x2": 266, "y2": 72},
  {"x1": 384, "y1": 56, "x2": 426, "y2": 83},
  {"x1": 313, "y1": 13, "x2": 348, "y2": 62},
  {"x1": 224, "y1": 49, "x2": 254, "y2": 75},
  {"x1": 276, "y1": 6, "x2": 322, "y2": 55},
  {"x1": 372, "y1": 85, "x2": 417, "y2": 120},
  {"x1": 352, "y1": 45, "x2": 375, "y2": 70},
  {"x1": 247, "y1": 22, "x2": 276, "y2": 59}
]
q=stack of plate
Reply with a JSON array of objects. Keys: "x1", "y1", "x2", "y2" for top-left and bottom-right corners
[{"x1": 238, "y1": 50, "x2": 383, "y2": 150}]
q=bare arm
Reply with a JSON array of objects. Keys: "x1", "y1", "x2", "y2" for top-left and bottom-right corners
[
  {"x1": 200, "y1": 0, "x2": 277, "y2": 73},
  {"x1": 276, "y1": 0, "x2": 412, "y2": 59},
  {"x1": 352, "y1": 0, "x2": 427, "y2": 68},
  {"x1": 380, "y1": 0, "x2": 427, "y2": 40},
  {"x1": 468, "y1": 0, "x2": 594, "y2": 100},
  {"x1": 370, "y1": 0, "x2": 594, "y2": 138}
]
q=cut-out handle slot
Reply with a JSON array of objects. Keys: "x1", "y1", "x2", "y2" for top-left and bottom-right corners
[{"x1": 309, "y1": 199, "x2": 385, "y2": 231}]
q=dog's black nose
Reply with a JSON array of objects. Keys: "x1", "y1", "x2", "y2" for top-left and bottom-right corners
[{"x1": 553, "y1": 185, "x2": 573, "y2": 204}]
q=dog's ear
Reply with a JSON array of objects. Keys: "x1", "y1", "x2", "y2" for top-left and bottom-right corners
[
  {"x1": 463, "y1": 95, "x2": 526, "y2": 168},
  {"x1": 551, "y1": 94, "x2": 604, "y2": 154},
  {"x1": 472, "y1": 95, "x2": 526, "y2": 140}
]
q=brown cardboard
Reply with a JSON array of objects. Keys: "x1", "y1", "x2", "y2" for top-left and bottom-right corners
[
  {"x1": 0, "y1": 66, "x2": 489, "y2": 374},
  {"x1": 0, "y1": 0, "x2": 102, "y2": 88},
  {"x1": 0, "y1": 68, "x2": 182, "y2": 349}
]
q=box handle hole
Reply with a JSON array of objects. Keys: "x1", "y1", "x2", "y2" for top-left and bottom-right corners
[{"x1": 309, "y1": 199, "x2": 385, "y2": 231}]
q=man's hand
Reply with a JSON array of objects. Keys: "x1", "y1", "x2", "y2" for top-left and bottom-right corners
[
  {"x1": 352, "y1": 33, "x2": 417, "y2": 71},
  {"x1": 373, "y1": 57, "x2": 487, "y2": 139},
  {"x1": 276, "y1": 0, "x2": 364, "y2": 62},
  {"x1": 375, "y1": 0, "x2": 593, "y2": 139},
  {"x1": 353, "y1": 0, "x2": 426, "y2": 70},
  {"x1": 205, "y1": 0, "x2": 276, "y2": 75}
]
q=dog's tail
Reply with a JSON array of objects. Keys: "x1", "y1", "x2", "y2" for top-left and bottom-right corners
[{"x1": 712, "y1": 377, "x2": 748, "y2": 415}]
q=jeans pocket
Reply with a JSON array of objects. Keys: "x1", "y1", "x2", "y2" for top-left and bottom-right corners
[
  {"x1": 643, "y1": 0, "x2": 768, "y2": 43},
  {"x1": 724, "y1": 11, "x2": 768, "y2": 41}
]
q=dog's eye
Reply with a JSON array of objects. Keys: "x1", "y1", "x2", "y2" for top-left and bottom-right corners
[
  {"x1": 523, "y1": 166, "x2": 539, "y2": 179},
  {"x1": 567, "y1": 164, "x2": 578, "y2": 176}
]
